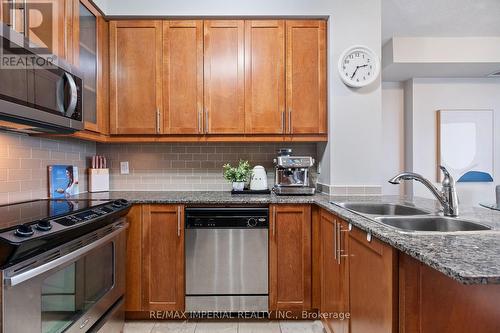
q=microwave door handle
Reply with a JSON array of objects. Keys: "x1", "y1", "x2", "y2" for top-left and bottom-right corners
[
  {"x1": 5, "y1": 223, "x2": 129, "y2": 287},
  {"x1": 64, "y1": 72, "x2": 78, "y2": 117}
]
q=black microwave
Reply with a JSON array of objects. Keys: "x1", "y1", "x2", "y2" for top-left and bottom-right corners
[{"x1": 0, "y1": 24, "x2": 83, "y2": 134}]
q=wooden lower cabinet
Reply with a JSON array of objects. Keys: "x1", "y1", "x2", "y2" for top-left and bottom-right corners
[
  {"x1": 125, "y1": 204, "x2": 185, "y2": 315},
  {"x1": 269, "y1": 204, "x2": 312, "y2": 312},
  {"x1": 320, "y1": 211, "x2": 349, "y2": 333},
  {"x1": 142, "y1": 204, "x2": 185, "y2": 311},
  {"x1": 319, "y1": 210, "x2": 398, "y2": 333},
  {"x1": 348, "y1": 225, "x2": 398, "y2": 333},
  {"x1": 125, "y1": 205, "x2": 143, "y2": 313},
  {"x1": 399, "y1": 254, "x2": 500, "y2": 333}
]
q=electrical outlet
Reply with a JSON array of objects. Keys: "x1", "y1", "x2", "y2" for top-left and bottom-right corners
[{"x1": 120, "y1": 161, "x2": 129, "y2": 175}]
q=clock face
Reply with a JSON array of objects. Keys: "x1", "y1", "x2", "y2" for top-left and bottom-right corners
[{"x1": 339, "y1": 46, "x2": 379, "y2": 88}]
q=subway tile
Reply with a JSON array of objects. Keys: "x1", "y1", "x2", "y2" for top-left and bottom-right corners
[
  {"x1": 185, "y1": 161, "x2": 201, "y2": 169},
  {"x1": 0, "y1": 193, "x2": 9, "y2": 205},
  {"x1": 171, "y1": 146, "x2": 186, "y2": 154},
  {"x1": 20, "y1": 180, "x2": 43, "y2": 191},
  {"x1": 9, "y1": 147, "x2": 31, "y2": 158},
  {"x1": 346, "y1": 186, "x2": 366, "y2": 195},
  {"x1": 8, "y1": 169, "x2": 32, "y2": 181},
  {"x1": 0, "y1": 169, "x2": 7, "y2": 181},
  {"x1": 365, "y1": 186, "x2": 382, "y2": 195},
  {"x1": 0, "y1": 181, "x2": 21, "y2": 193},
  {"x1": 32, "y1": 149, "x2": 50, "y2": 159},
  {"x1": 172, "y1": 160, "x2": 186, "y2": 169},
  {"x1": 40, "y1": 139, "x2": 59, "y2": 150},
  {"x1": 0, "y1": 144, "x2": 8, "y2": 158},
  {"x1": 20, "y1": 159, "x2": 42, "y2": 169},
  {"x1": 0, "y1": 158, "x2": 21, "y2": 169},
  {"x1": 50, "y1": 151, "x2": 66, "y2": 160}
]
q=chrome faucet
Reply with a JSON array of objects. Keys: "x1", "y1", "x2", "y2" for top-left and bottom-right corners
[{"x1": 389, "y1": 166, "x2": 459, "y2": 217}]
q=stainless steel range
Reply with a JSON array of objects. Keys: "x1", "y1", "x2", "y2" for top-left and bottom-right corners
[{"x1": 0, "y1": 199, "x2": 131, "y2": 333}]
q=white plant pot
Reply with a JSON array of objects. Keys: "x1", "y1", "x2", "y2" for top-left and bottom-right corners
[{"x1": 232, "y1": 182, "x2": 245, "y2": 191}]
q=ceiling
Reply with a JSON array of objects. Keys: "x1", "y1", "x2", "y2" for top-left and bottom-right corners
[{"x1": 382, "y1": 0, "x2": 500, "y2": 46}]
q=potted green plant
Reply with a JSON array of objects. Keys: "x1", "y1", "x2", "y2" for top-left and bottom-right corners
[{"x1": 223, "y1": 160, "x2": 252, "y2": 191}]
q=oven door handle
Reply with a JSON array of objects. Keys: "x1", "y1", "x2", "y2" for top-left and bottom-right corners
[{"x1": 5, "y1": 223, "x2": 129, "y2": 287}]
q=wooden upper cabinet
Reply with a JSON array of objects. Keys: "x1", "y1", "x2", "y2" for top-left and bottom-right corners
[
  {"x1": 286, "y1": 20, "x2": 327, "y2": 134},
  {"x1": 320, "y1": 212, "x2": 349, "y2": 333},
  {"x1": 109, "y1": 20, "x2": 162, "y2": 135},
  {"x1": 270, "y1": 204, "x2": 312, "y2": 311},
  {"x1": 244, "y1": 20, "x2": 285, "y2": 134},
  {"x1": 204, "y1": 20, "x2": 245, "y2": 134},
  {"x1": 163, "y1": 20, "x2": 203, "y2": 134},
  {"x1": 142, "y1": 205, "x2": 185, "y2": 311},
  {"x1": 71, "y1": 0, "x2": 109, "y2": 134},
  {"x1": 348, "y1": 225, "x2": 397, "y2": 333}
]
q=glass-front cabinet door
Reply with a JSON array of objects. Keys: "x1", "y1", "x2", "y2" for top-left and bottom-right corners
[{"x1": 75, "y1": 0, "x2": 99, "y2": 132}]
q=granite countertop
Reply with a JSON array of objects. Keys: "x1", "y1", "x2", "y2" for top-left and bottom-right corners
[{"x1": 73, "y1": 191, "x2": 500, "y2": 285}]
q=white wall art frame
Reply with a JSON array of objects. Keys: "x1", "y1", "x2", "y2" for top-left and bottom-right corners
[{"x1": 437, "y1": 109, "x2": 494, "y2": 183}]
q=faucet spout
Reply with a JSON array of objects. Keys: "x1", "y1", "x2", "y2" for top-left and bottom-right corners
[{"x1": 388, "y1": 167, "x2": 459, "y2": 217}]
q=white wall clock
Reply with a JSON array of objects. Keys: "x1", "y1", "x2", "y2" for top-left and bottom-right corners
[{"x1": 338, "y1": 45, "x2": 380, "y2": 88}]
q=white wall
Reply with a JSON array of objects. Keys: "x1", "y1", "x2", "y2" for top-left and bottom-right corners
[
  {"x1": 405, "y1": 78, "x2": 500, "y2": 206},
  {"x1": 381, "y1": 82, "x2": 404, "y2": 195},
  {"x1": 93, "y1": 0, "x2": 383, "y2": 191}
]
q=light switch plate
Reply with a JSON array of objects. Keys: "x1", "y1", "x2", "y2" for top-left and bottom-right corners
[{"x1": 120, "y1": 161, "x2": 129, "y2": 175}]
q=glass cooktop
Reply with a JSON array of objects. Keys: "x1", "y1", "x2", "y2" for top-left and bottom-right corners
[{"x1": 0, "y1": 199, "x2": 111, "y2": 230}]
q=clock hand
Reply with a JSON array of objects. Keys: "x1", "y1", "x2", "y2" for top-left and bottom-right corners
[
  {"x1": 350, "y1": 64, "x2": 369, "y2": 79},
  {"x1": 351, "y1": 66, "x2": 360, "y2": 79}
]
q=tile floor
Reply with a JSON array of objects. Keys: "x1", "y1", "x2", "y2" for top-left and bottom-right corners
[{"x1": 124, "y1": 320, "x2": 325, "y2": 333}]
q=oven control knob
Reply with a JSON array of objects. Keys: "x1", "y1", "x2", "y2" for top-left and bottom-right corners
[
  {"x1": 15, "y1": 224, "x2": 34, "y2": 237},
  {"x1": 36, "y1": 220, "x2": 52, "y2": 232},
  {"x1": 247, "y1": 218, "x2": 258, "y2": 227}
]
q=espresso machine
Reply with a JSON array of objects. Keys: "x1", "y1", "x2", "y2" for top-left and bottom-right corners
[{"x1": 273, "y1": 149, "x2": 316, "y2": 195}]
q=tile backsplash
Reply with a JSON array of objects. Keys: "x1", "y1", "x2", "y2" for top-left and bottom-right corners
[
  {"x1": 96, "y1": 143, "x2": 318, "y2": 191},
  {"x1": 0, "y1": 132, "x2": 96, "y2": 205}
]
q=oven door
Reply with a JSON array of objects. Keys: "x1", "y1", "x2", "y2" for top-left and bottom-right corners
[{"x1": 2, "y1": 221, "x2": 127, "y2": 333}]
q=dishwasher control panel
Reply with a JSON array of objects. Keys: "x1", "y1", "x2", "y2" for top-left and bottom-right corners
[{"x1": 185, "y1": 207, "x2": 269, "y2": 229}]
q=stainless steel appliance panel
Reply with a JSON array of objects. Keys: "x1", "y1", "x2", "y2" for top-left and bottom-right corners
[
  {"x1": 185, "y1": 228, "x2": 268, "y2": 295},
  {"x1": 0, "y1": 23, "x2": 83, "y2": 133},
  {"x1": 185, "y1": 296, "x2": 268, "y2": 312},
  {"x1": 2, "y1": 221, "x2": 127, "y2": 333}
]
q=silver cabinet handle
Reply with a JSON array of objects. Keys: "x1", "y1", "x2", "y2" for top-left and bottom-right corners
[
  {"x1": 336, "y1": 222, "x2": 341, "y2": 264},
  {"x1": 288, "y1": 108, "x2": 292, "y2": 133},
  {"x1": 177, "y1": 206, "x2": 181, "y2": 237},
  {"x1": 282, "y1": 110, "x2": 285, "y2": 133},
  {"x1": 366, "y1": 232, "x2": 372, "y2": 243},
  {"x1": 204, "y1": 107, "x2": 208, "y2": 134},
  {"x1": 272, "y1": 206, "x2": 276, "y2": 238},
  {"x1": 333, "y1": 220, "x2": 337, "y2": 260},
  {"x1": 156, "y1": 109, "x2": 161, "y2": 134},
  {"x1": 198, "y1": 108, "x2": 202, "y2": 134}
]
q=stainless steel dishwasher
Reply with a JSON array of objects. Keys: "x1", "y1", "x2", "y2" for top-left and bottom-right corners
[{"x1": 185, "y1": 207, "x2": 268, "y2": 312}]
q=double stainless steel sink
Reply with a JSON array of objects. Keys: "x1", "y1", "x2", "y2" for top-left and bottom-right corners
[{"x1": 334, "y1": 202, "x2": 491, "y2": 233}]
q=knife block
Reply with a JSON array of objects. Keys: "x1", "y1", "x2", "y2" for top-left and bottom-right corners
[{"x1": 89, "y1": 169, "x2": 109, "y2": 193}]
